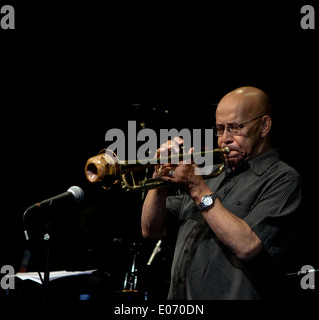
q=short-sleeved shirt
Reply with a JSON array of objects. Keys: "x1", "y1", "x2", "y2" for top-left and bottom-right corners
[{"x1": 166, "y1": 151, "x2": 302, "y2": 300}]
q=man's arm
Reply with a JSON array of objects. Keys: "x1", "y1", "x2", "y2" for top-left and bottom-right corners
[
  {"x1": 141, "y1": 188, "x2": 168, "y2": 240},
  {"x1": 142, "y1": 137, "x2": 182, "y2": 240},
  {"x1": 193, "y1": 186, "x2": 263, "y2": 262},
  {"x1": 157, "y1": 164, "x2": 263, "y2": 262}
]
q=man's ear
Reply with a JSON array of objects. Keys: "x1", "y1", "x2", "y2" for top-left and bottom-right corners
[{"x1": 261, "y1": 115, "x2": 272, "y2": 138}]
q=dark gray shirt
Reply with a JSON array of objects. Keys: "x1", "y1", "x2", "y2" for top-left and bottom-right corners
[{"x1": 166, "y1": 151, "x2": 302, "y2": 300}]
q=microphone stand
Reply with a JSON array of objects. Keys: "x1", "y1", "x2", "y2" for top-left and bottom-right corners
[
  {"x1": 22, "y1": 186, "x2": 84, "y2": 301},
  {"x1": 43, "y1": 217, "x2": 52, "y2": 301},
  {"x1": 24, "y1": 205, "x2": 55, "y2": 301}
]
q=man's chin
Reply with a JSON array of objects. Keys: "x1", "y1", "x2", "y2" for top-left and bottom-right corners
[{"x1": 226, "y1": 156, "x2": 244, "y2": 169}]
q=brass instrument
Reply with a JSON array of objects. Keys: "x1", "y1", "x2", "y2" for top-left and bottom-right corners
[{"x1": 84, "y1": 147, "x2": 230, "y2": 191}]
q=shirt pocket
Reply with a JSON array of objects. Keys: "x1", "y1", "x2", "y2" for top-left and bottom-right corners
[{"x1": 224, "y1": 199, "x2": 252, "y2": 220}]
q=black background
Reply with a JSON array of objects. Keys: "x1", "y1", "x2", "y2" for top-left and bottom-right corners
[{"x1": 1, "y1": 0, "x2": 318, "y2": 306}]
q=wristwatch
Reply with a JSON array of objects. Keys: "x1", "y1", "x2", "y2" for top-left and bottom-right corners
[{"x1": 197, "y1": 193, "x2": 218, "y2": 211}]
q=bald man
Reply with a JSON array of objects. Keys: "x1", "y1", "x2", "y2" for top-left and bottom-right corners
[{"x1": 141, "y1": 87, "x2": 302, "y2": 299}]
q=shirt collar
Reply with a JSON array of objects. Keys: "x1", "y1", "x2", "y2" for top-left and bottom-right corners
[
  {"x1": 247, "y1": 150, "x2": 280, "y2": 176},
  {"x1": 224, "y1": 150, "x2": 280, "y2": 177}
]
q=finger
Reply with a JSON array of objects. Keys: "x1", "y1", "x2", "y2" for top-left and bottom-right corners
[
  {"x1": 180, "y1": 147, "x2": 194, "y2": 164},
  {"x1": 173, "y1": 136, "x2": 184, "y2": 145},
  {"x1": 159, "y1": 166, "x2": 174, "y2": 176},
  {"x1": 160, "y1": 140, "x2": 179, "y2": 156},
  {"x1": 170, "y1": 139, "x2": 180, "y2": 155},
  {"x1": 188, "y1": 147, "x2": 195, "y2": 154},
  {"x1": 160, "y1": 140, "x2": 178, "y2": 149},
  {"x1": 153, "y1": 164, "x2": 163, "y2": 179},
  {"x1": 160, "y1": 163, "x2": 178, "y2": 168},
  {"x1": 173, "y1": 137, "x2": 186, "y2": 154},
  {"x1": 154, "y1": 147, "x2": 161, "y2": 159},
  {"x1": 153, "y1": 173, "x2": 175, "y2": 183},
  {"x1": 154, "y1": 166, "x2": 175, "y2": 179},
  {"x1": 161, "y1": 168, "x2": 174, "y2": 178}
]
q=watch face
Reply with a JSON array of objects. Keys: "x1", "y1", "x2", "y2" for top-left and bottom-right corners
[{"x1": 203, "y1": 196, "x2": 213, "y2": 206}]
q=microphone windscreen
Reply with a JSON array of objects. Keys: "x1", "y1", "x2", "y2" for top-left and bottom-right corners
[{"x1": 67, "y1": 186, "x2": 84, "y2": 203}]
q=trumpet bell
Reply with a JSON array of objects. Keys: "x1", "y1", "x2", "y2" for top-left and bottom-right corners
[{"x1": 85, "y1": 149, "x2": 121, "y2": 187}]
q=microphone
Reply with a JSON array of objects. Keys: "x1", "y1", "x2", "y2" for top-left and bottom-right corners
[
  {"x1": 36, "y1": 186, "x2": 84, "y2": 209},
  {"x1": 23, "y1": 186, "x2": 84, "y2": 240}
]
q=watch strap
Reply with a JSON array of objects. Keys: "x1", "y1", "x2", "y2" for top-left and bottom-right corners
[{"x1": 197, "y1": 193, "x2": 218, "y2": 211}]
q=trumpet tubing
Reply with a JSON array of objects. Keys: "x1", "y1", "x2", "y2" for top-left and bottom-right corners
[{"x1": 84, "y1": 147, "x2": 230, "y2": 190}]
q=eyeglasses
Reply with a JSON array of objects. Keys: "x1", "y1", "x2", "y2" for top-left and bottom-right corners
[{"x1": 214, "y1": 115, "x2": 264, "y2": 137}]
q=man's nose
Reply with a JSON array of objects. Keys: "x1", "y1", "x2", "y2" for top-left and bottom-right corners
[{"x1": 219, "y1": 128, "x2": 234, "y2": 145}]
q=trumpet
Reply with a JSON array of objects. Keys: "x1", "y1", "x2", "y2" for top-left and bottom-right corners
[{"x1": 84, "y1": 147, "x2": 230, "y2": 191}]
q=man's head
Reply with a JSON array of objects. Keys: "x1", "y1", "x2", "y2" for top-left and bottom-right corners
[{"x1": 216, "y1": 86, "x2": 272, "y2": 168}]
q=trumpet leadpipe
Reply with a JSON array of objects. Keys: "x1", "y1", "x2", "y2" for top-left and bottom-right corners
[{"x1": 119, "y1": 146, "x2": 230, "y2": 168}]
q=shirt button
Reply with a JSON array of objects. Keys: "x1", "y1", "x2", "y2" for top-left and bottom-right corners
[{"x1": 184, "y1": 249, "x2": 189, "y2": 254}]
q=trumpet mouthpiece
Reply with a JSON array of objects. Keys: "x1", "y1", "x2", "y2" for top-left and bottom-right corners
[{"x1": 222, "y1": 146, "x2": 230, "y2": 154}]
